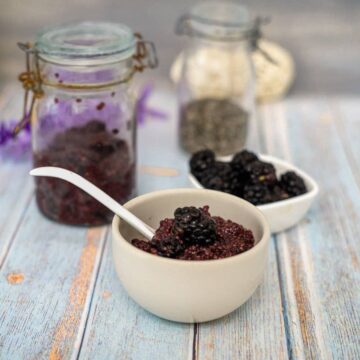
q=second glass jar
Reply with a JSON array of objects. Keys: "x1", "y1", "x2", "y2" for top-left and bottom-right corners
[{"x1": 176, "y1": 2, "x2": 256, "y2": 156}]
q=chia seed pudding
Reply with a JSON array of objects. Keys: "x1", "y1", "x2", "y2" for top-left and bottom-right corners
[
  {"x1": 131, "y1": 206, "x2": 255, "y2": 260},
  {"x1": 34, "y1": 120, "x2": 135, "y2": 226}
]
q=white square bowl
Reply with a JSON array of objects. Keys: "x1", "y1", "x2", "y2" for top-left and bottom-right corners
[{"x1": 188, "y1": 154, "x2": 319, "y2": 233}]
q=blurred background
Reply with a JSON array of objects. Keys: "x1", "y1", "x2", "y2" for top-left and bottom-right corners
[{"x1": 0, "y1": 0, "x2": 359, "y2": 95}]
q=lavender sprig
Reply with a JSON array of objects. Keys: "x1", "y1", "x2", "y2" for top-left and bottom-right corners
[
  {"x1": 0, "y1": 120, "x2": 31, "y2": 161},
  {"x1": 136, "y1": 84, "x2": 168, "y2": 125}
]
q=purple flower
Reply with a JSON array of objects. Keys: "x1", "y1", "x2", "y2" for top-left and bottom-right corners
[
  {"x1": 136, "y1": 84, "x2": 168, "y2": 125},
  {"x1": 0, "y1": 119, "x2": 31, "y2": 161}
]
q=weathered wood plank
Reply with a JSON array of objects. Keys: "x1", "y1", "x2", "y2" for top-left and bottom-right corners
[
  {"x1": 259, "y1": 99, "x2": 360, "y2": 359},
  {"x1": 0, "y1": 162, "x2": 33, "y2": 267},
  {"x1": 78, "y1": 90, "x2": 289, "y2": 360},
  {"x1": 78, "y1": 232, "x2": 193, "y2": 360},
  {"x1": 0, "y1": 85, "x2": 33, "y2": 266},
  {"x1": 332, "y1": 98, "x2": 360, "y2": 187},
  {"x1": 1, "y1": 82, "x2": 359, "y2": 360},
  {"x1": 195, "y1": 105, "x2": 288, "y2": 360},
  {"x1": 197, "y1": 239, "x2": 288, "y2": 360},
  {"x1": 0, "y1": 199, "x2": 107, "y2": 360},
  {"x1": 137, "y1": 90, "x2": 191, "y2": 194},
  {"x1": 0, "y1": 86, "x2": 111, "y2": 359},
  {"x1": 78, "y1": 90, "x2": 194, "y2": 360}
]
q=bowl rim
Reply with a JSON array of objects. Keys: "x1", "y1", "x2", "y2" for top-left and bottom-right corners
[
  {"x1": 188, "y1": 153, "x2": 319, "y2": 210},
  {"x1": 112, "y1": 188, "x2": 270, "y2": 265}
]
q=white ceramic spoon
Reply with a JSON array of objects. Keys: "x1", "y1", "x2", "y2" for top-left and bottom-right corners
[{"x1": 30, "y1": 166, "x2": 155, "y2": 240}]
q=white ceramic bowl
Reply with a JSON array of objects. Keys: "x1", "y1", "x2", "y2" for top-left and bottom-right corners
[
  {"x1": 112, "y1": 188, "x2": 270, "y2": 323},
  {"x1": 189, "y1": 154, "x2": 319, "y2": 233}
]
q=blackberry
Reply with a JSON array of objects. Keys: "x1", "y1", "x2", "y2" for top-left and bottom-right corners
[
  {"x1": 200, "y1": 162, "x2": 244, "y2": 195},
  {"x1": 197, "y1": 162, "x2": 219, "y2": 187},
  {"x1": 200, "y1": 162, "x2": 230, "y2": 191},
  {"x1": 245, "y1": 160, "x2": 277, "y2": 186},
  {"x1": 151, "y1": 237, "x2": 184, "y2": 258},
  {"x1": 243, "y1": 184, "x2": 272, "y2": 205},
  {"x1": 280, "y1": 171, "x2": 307, "y2": 197},
  {"x1": 190, "y1": 149, "x2": 215, "y2": 179},
  {"x1": 231, "y1": 150, "x2": 258, "y2": 172},
  {"x1": 173, "y1": 206, "x2": 217, "y2": 245},
  {"x1": 270, "y1": 183, "x2": 290, "y2": 202},
  {"x1": 230, "y1": 151, "x2": 258, "y2": 193},
  {"x1": 225, "y1": 170, "x2": 246, "y2": 196}
]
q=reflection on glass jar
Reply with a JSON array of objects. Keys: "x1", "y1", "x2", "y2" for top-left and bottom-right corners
[
  {"x1": 176, "y1": 2, "x2": 256, "y2": 156},
  {"x1": 20, "y1": 22, "x2": 157, "y2": 225}
]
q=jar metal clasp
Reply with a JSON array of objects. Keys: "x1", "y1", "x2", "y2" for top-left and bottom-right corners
[{"x1": 14, "y1": 42, "x2": 43, "y2": 135}]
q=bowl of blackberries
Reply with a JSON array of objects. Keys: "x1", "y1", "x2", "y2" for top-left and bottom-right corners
[
  {"x1": 112, "y1": 188, "x2": 270, "y2": 323},
  {"x1": 189, "y1": 149, "x2": 319, "y2": 233}
]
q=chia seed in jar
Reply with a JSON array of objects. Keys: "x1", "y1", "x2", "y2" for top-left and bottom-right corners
[{"x1": 180, "y1": 98, "x2": 249, "y2": 155}]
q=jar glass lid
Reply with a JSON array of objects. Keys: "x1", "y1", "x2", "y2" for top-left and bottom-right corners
[
  {"x1": 35, "y1": 22, "x2": 136, "y2": 65},
  {"x1": 177, "y1": 1, "x2": 253, "y2": 41}
]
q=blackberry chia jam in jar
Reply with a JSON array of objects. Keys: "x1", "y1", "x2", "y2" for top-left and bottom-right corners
[
  {"x1": 176, "y1": 2, "x2": 256, "y2": 156},
  {"x1": 21, "y1": 22, "x2": 157, "y2": 225}
]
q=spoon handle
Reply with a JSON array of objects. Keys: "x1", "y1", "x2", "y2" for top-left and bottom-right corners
[{"x1": 30, "y1": 167, "x2": 155, "y2": 240}]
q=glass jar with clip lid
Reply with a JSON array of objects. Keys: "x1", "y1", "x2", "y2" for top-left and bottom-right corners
[
  {"x1": 176, "y1": 2, "x2": 264, "y2": 156},
  {"x1": 16, "y1": 22, "x2": 158, "y2": 225}
]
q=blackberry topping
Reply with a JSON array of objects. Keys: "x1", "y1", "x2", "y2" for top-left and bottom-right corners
[
  {"x1": 132, "y1": 206, "x2": 257, "y2": 260},
  {"x1": 280, "y1": 171, "x2": 307, "y2": 196},
  {"x1": 245, "y1": 160, "x2": 277, "y2": 186},
  {"x1": 243, "y1": 184, "x2": 272, "y2": 205},
  {"x1": 151, "y1": 237, "x2": 184, "y2": 258},
  {"x1": 231, "y1": 150, "x2": 258, "y2": 172},
  {"x1": 190, "y1": 149, "x2": 215, "y2": 179},
  {"x1": 173, "y1": 206, "x2": 217, "y2": 245}
]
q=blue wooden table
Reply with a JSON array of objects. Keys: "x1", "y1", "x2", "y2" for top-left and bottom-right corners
[{"x1": 0, "y1": 85, "x2": 359, "y2": 359}]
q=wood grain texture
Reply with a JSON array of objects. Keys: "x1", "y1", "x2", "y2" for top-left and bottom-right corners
[
  {"x1": 78, "y1": 90, "x2": 195, "y2": 360},
  {"x1": 197, "y1": 239, "x2": 288, "y2": 360},
  {"x1": 77, "y1": 91, "x2": 288, "y2": 360},
  {"x1": 195, "y1": 101, "x2": 288, "y2": 360},
  {"x1": 0, "y1": 162, "x2": 32, "y2": 267},
  {"x1": 1, "y1": 86, "x2": 360, "y2": 359},
  {"x1": 78, "y1": 232, "x2": 193, "y2": 360},
  {"x1": 0, "y1": 85, "x2": 33, "y2": 266},
  {"x1": 0, "y1": 199, "x2": 107, "y2": 360},
  {"x1": 258, "y1": 99, "x2": 360, "y2": 359},
  {"x1": 137, "y1": 90, "x2": 190, "y2": 194}
]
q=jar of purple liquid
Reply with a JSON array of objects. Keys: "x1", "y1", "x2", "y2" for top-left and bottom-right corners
[{"x1": 25, "y1": 22, "x2": 157, "y2": 225}]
